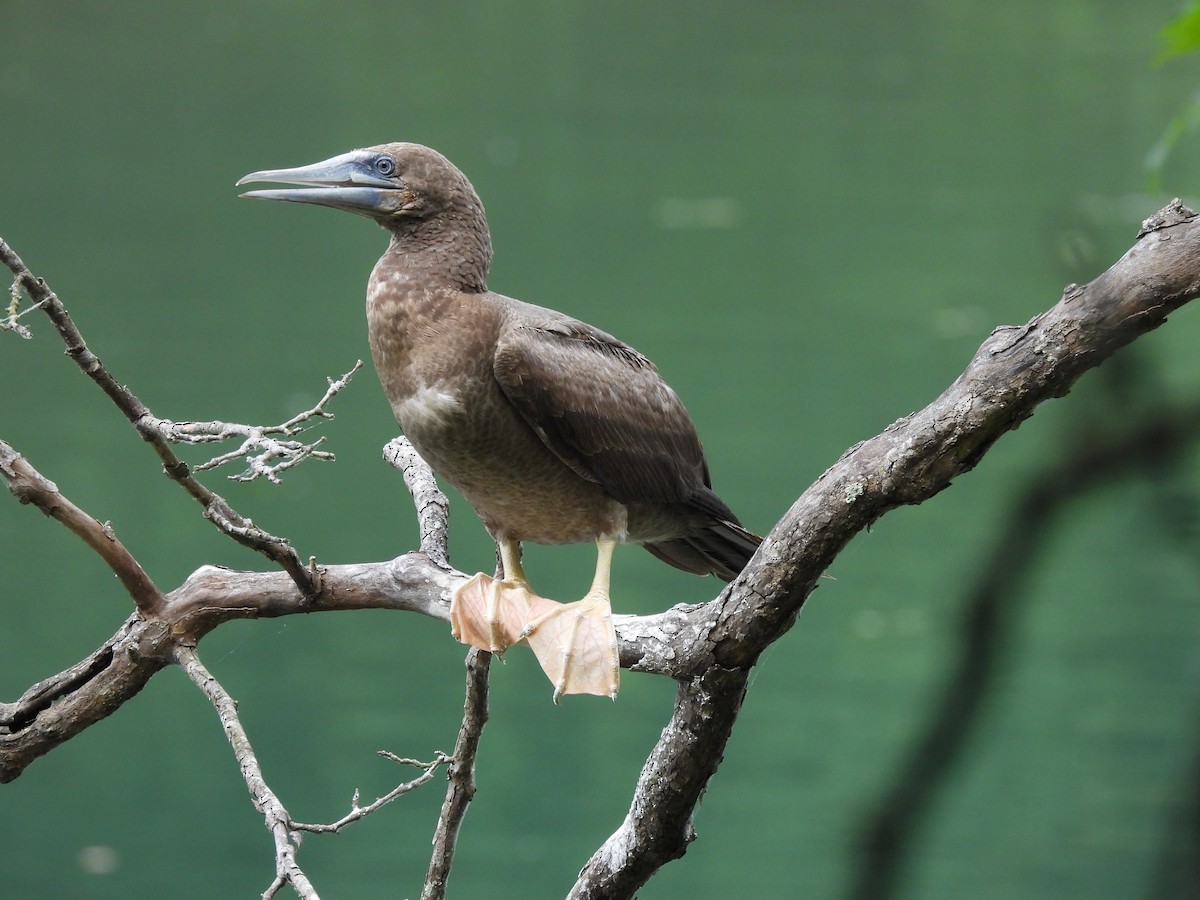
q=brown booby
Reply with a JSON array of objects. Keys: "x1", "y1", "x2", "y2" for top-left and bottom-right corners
[{"x1": 238, "y1": 143, "x2": 761, "y2": 699}]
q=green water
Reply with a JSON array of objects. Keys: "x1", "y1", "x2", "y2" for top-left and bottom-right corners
[{"x1": 2, "y1": 2, "x2": 1198, "y2": 898}]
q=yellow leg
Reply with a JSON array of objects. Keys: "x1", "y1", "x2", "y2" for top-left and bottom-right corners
[
  {"x1": 521, "y1": 538, "x2": 620, "y2": 701},
  {"x1": 450, "y1": 538, "x2": 621, "y2": 701},
  {"x1": 497, "y1": 539, "x2": 526, "y2": 582},
  {"x1": 450, "y1": 538, "x2": 536, "y2": 653},
  {"x1": 483, "y1": 539, "x2": 528, "y2": 644},
  {"x1": 586, "y1": 537, "x2": 615, "y2": 600}
]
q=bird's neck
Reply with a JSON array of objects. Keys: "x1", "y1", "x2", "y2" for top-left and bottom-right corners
[
  {"x1": 365, "y1": 248, "x2": 499, "y2": 393},
  {"x1": 383, "y1": 214, "x2": 492, "y2": 294}
]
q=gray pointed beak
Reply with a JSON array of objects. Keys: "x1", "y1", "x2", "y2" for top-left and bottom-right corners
[{"x1": 236, "y1": 150, "x2": 398, "y2": 215}]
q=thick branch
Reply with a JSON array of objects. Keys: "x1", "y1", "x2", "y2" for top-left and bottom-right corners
[
  {"x1": 720, "y1": 201, "x2": 1200, "y2": 667},
  {"x1": 4, "y1": 203, "x2": 1200, "y2": 894},
  {"x1": 0, "y1": 613, "x2": 174, "y2": 783},
  {"x1": 568, "y1": 666, "x2": 747, "y2": 898},
  {"x1": 569, "y1": 200, "x2": 1200, "y2": 896},
  {"x1": 0, "y1": 556, "x2": 458, "y2": 782}
]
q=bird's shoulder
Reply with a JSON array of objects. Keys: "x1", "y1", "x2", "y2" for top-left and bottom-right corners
[
  {"x1": 489, "y1": 294, "x2": 711, "y2": 504},
  {"x1": 491, "y1": 296, "x2": 657, "y2": 374}
]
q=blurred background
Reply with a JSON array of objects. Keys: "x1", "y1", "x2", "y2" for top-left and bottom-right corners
[{"x1": 2, "y1": 2, "x2": 1198, "y2": 897}]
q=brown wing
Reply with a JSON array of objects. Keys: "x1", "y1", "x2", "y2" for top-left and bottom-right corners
[{"x1": 492, "y1": 306, "x2": 716, "y2": 509}]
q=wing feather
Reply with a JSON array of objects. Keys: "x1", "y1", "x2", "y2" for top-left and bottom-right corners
[{"x1": 493, "y1": 309, "x2": 712, "y2": 507}]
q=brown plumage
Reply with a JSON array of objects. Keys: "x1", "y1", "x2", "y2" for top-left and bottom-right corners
[{"x1": 238, "y1": 142, "x2": 761, "y2": 698}]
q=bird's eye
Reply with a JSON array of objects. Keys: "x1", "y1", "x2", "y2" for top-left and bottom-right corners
[{"x1": 374, "y1": 156, "x2": 396, "y2": 177}]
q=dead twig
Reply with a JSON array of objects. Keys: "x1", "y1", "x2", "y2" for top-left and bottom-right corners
[
  {"x1": 0, "y1": 438, "x2": 163, "y2": 615},
  {"x1": 144, "y1": 361, "x2": 363, "y2": 484},
  {"x1": 0, "y1": 236, "x2": 318, "y2": 596},
  {"x1": 423, "y1": 648, "x2": 492, "y2": 900},
  {"x1": 291, "y1": 752, "x2": 452, "y2": 835},
  {"x1": 176, "y1": 646, "x2": 319, "y2": 900}
]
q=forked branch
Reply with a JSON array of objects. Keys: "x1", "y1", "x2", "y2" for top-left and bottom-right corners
[
  {"x1": 0, "y1": 237, "x2": 321, "y2": 593},
  {"x1": 3, "y1": 200, "x2": 1200, "y2": 898},
  {"x1": 146, "y1": 360, "x2": 363, "y2": 484},
  {"x1": 568, "y1": 200, "x2": 1200, "y2": 897}
]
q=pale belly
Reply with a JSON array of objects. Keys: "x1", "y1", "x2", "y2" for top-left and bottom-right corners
[{"x1": 391, "y1": 379, "x2": 628, "y2": 545}]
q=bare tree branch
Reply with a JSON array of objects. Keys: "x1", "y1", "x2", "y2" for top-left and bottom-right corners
[
  {"x1": 0, "y1": 437, "x2": 164, "y2": 614},
  {"x1": 384, "y1": 436, "x2": 452, "y2": 568},
  {"x1": 0, "y1": 236, "x2": 318, "y2": 595},
  {"x1": 145, "y1": 360, "x2": 363, "y2": 483},
  {"x1": 0, "y1": 553, "x2": 461, "y2": 782},
  {"x1": 568, "y1": 200, "x2": 1200, "y2": 896},
  {"x1": 568, "y1": 665, "x2": 746, "y2": 899},
  {"x1": 423, "y1": 648, "x2": 492, "y2": 900},
  {"x1": 0, "y1": 612, "x2": 168, "y2": 758},
  {"x1": 176, "y1": 646, "x2": 318, "y2": 899}
]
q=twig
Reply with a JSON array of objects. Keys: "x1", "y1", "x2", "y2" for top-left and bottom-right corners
[
  {"x1": 1, "y1": 275, "x2": 45, "y2": 338},
  {"x1": 144, "y1": 361, "x2": 363, "y2": 484},
  {"x1": 176, "y1": 646, "x2": 318, "y2": 900},
  {"x1": 289, "y1": 752, "x2": 450, "y2": 834},
  {"x1": 423, "y1": 648, "x2": 492, "y2": 900},
  {"x1": 0, "y1": 437, "x2": 163, "y2": 615},
  {"x1": 0, "y1": 236, "x2": 317, "y2": 596}
]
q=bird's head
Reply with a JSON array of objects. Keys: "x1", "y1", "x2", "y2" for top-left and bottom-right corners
[
  {"x1": 239, "y1": 142, "x2": 490, "y2": 227},
  {"x1": 238, "y1": 142, "x2": 492, "y2": 288}
]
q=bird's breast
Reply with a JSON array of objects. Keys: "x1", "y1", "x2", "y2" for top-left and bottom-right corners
[
  {"x1": 389, "y1": 375, "x2": 628, "y2": 546},
  {"x1": 391, "y1": 381, "x2": 465, "y2": 432},
  {"x1": 365, "y1": 269, "x2": 629, "y2": 546}
]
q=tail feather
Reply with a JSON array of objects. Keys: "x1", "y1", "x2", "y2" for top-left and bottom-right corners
[{"x1": 643, "y1": 520, "x2": 762, "y2": 582}]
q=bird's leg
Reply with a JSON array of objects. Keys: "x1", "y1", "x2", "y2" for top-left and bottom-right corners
[
  {"x1": 451, "y1": 539, "x2": 558, "y2": 654},
  {"x1": 521, "y1": 538, "x2": 620, "y2": 702},
  {"x1": 451, "y1": 540, "x2": 521, "y2": 652},
  {"x1": 451, "y1": 538, "x2": 621, "y2": 700}
]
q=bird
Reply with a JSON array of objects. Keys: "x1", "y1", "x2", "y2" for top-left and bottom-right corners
[{"x1": 237, "y1": 143, "x2": 761, "y2": 700}]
